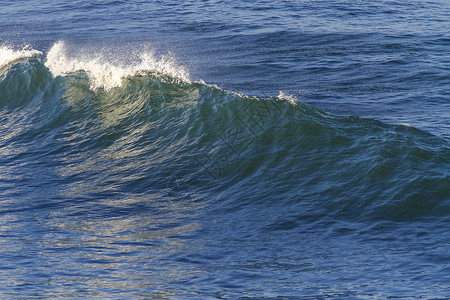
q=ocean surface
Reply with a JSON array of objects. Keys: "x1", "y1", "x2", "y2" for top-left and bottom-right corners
[{"x1": 0, "y1": 0, "x2": 449, "y2": 298}]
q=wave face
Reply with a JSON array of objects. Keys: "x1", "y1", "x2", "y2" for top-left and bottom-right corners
[{"x1": 1, "y1": 43, "x2": 449, "y2": 298}]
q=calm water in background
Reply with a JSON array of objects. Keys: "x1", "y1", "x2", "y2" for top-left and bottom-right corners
[{"x1": 0, "y1": 0, "x2": 449, "y2": 298}]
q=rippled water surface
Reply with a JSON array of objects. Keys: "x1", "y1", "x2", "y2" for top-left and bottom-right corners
[{"x1": 0, "y1": 0, "x2": 449, "y2": 298}]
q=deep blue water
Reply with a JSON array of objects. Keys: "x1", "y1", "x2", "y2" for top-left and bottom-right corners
[{"x1": 0, "y1": 0, "x2": 449, "y2": 298}]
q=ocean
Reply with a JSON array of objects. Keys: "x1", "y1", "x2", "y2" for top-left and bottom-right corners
[{"x1": 0, "y1": 0, "x2": 449, "y2": 298}]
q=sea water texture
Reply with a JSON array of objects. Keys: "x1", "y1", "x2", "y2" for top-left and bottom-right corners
[{"x1": 0, "y1": 0, "x2": 449, "y2": 299}]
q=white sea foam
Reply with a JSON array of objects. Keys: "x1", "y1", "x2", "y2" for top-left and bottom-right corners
[
  {"x1": 45, "y1": 41, "x2": 190, "y2": 91},
  {"x1": 400, "y1": 123, "x2": 415, "y2": 128},
  {"x1": 277, "y1": 91, "x2": 297, "y2": 105},
  {"x1": 0, "y1": 45, "x2": 42, "y2": 69}
]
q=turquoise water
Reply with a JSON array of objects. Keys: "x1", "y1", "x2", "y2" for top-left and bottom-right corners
[{"x1": 0, "y1": 1, "x2": 449, "y2": 298}]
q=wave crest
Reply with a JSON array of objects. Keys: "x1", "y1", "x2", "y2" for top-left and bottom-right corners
[
  {"x1": 0, "y1": 45, "x2": 42, "y2": 69},
  {"x1": 45, "y1": 41, "x2": 190, "y2": 91}
]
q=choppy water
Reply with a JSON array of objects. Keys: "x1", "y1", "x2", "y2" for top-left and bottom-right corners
[{"x1": 0, "y1": 0, "x2": 449, "y2": 298}]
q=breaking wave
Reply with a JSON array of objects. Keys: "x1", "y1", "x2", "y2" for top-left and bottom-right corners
[{"x1": 0, "y1": 42, "x2": 449, "y2": 224}]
